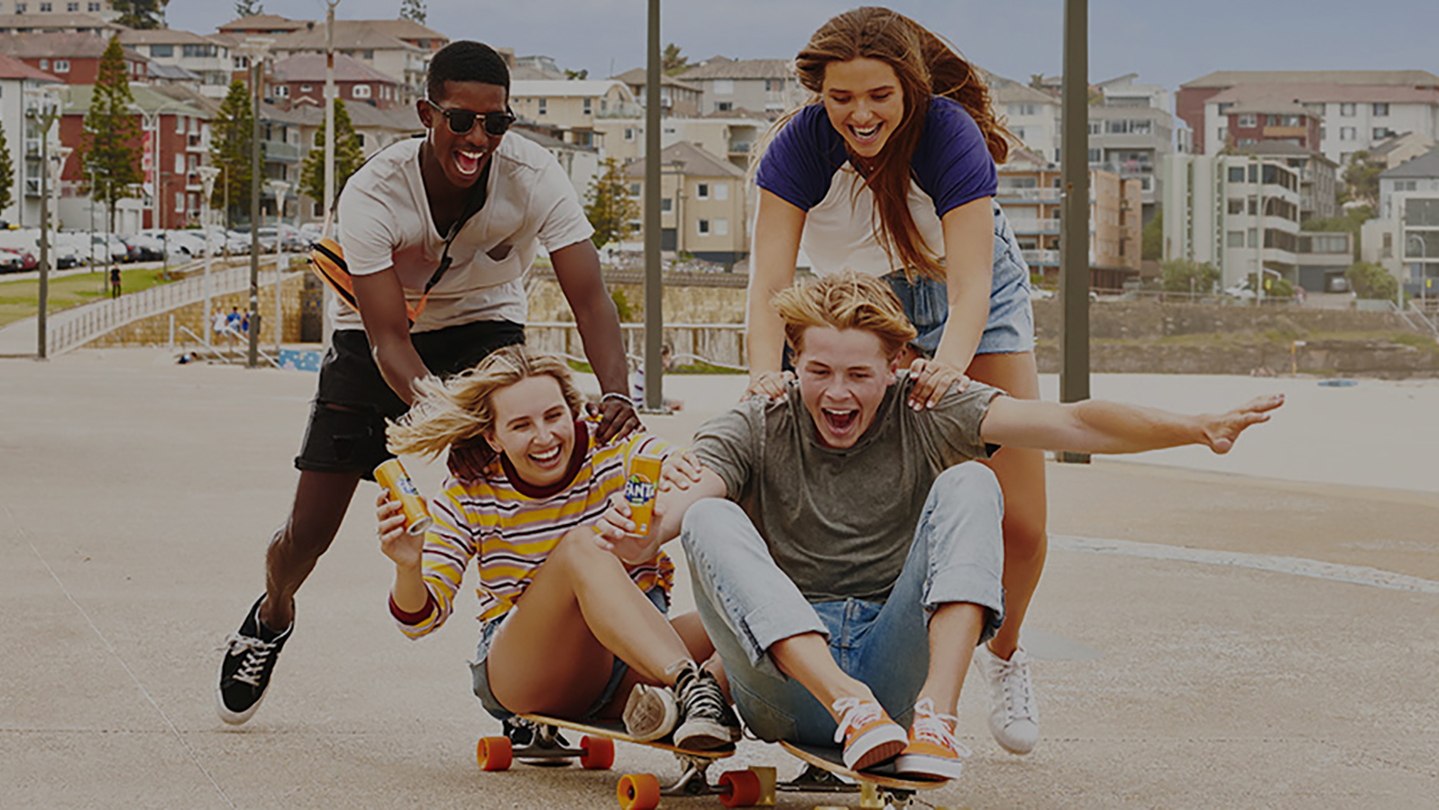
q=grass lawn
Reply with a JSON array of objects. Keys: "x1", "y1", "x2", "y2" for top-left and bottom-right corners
[{"x1": 0, "y1": 267, "x2": 174, "y2": 329}]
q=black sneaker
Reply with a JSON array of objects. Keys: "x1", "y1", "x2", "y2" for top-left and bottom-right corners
[
  {"x1": 672, "y1": 662, "x2": 742, "y2": 750},
  {"x1": 216, "y1": 595, "x2": 292, "y2": 725}
]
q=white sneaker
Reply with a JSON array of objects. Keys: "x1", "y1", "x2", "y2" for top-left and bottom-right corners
[
  {"x1": 622, "y1": 683, "x2": 678, "y2": 742},
  {"x1": 972, "y1": 643, "x2": 1039, "y2": 755}
]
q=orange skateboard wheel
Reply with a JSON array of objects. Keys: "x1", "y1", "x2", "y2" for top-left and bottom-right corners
[
  {"x1": 617, "y1": 772, "x2": 661, "y2": 810},
  {"x1": 476, "y1": 735, "x2": 513, "y2": 771},
  {"x1": 580, "y1": 735, "x2": 615, "y2": 770},
  {"x1": 718, "y1": 768, "x2": 762, "y2": 808}
]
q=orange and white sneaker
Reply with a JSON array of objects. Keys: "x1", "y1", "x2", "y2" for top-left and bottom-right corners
[
  {"x1": 831, "y1": 697, "x2": 908, "y2": 771},
  {"x1": 893, "y1": 698, "x2": 969, "y2": 781}
]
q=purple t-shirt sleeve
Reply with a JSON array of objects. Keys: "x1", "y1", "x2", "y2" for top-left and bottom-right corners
[
  {"x1": 754, "y1": 105, "x2": 849, "y2": 211},
  {"x1": 911, "y1": 97, "x2": 998, "y2": 216}
]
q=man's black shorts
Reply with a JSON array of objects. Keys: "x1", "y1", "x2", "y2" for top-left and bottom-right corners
[{"x1": 295, "y1": 321, "x2": 524, "y2": 480}]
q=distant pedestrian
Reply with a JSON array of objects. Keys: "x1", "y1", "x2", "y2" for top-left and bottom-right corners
[
  {"x1": 212, "y1": 308, "x2": 227, "y2": 342},
  {"x1": 109, "y1": 267, "x2": 121, "y2": 299}
]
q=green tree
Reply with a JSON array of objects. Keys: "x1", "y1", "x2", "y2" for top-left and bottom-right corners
[
  {"x1": 111, "y1": 0, "x2": 167, "y2": 29},
  {"x1": 83, "y1": 36, "x2": 142, "y2": 238},
  {"x1": 299, "y1": 98, "x2": 364, "y2": 212},
  {"x1": 1159, "y1": 258, "x2": 1220, "y2": 294},
  {"x1": 584, "y1": 157, "x2": 639, "y2": 250},
  {"x1": 1339, "y1": 151, "x2": 1384, "y2": 209},
  {"x1": 233, "y1": 0, "x2": 263, "y2": 18},
  {"x1": 399, "y1": 0, "x2": 426, "y2": 25},
  {"x1": 210, "y1": 80, "x2": 254, "y2": 225},
  {"x1": 1142, "y1": 206, "x2": 1163, "y2": 261},
  {"x1": 662, "y1": 43, "x2": 688, "y2": 75},
  {"x1": 1346, "y1": 261, "x2": 1398, "y2": 301},
  {"x1": 0, "y1": 125, "x2": 14, "y2": 216}
]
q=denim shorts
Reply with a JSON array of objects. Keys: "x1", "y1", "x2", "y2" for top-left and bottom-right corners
[
  {"x1": 468, "y1": 585, "x2": 670, "y2": 722},
  {"x1": 883, "y1": 200, "x2": 1036, "y2": 357}
]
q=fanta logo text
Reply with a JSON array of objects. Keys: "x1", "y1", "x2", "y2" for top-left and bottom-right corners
[
  {"x1": 624, "y1": 474, "x2": 656, "y2": 505},
  {"x1": 394, "y1": 477, "x2": 420, "y2": 496}
]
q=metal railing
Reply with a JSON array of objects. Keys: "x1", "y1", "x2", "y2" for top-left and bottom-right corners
[
  {"x1": 173, "y1": 324, "x2": 281, "y2": 367},
  {"x1": 45, "y1": 258, "x2": 292, "y2": 356}
]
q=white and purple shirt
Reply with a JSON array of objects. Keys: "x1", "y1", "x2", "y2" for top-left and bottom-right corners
[{"x1": 754, "y1": 96, "x2": 997, "y2": 277}]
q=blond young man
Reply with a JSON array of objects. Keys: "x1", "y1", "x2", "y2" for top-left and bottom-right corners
[{"x1": 596, "y1": 272, "x2": 1282, "y2": 781}]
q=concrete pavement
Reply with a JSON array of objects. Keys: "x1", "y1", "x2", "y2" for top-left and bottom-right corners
[{"x1": 1, "y1": 348, "x2": 1435, "y2": 809}]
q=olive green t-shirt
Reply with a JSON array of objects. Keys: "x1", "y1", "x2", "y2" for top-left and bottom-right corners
[{"x1": 693, "y1": 374, "x2": 1003, "y2": 603}]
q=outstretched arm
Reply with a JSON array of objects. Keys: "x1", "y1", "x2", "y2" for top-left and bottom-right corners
[
  {"x1": 551, "y1": 239, "x2": 640, "y2": 443},
  {"x1": 353, "y1": 269, "x2": 430, "y2": 405},
  {"x1": 979, "y1": 394, "x2": 1285, "y2": 456}
]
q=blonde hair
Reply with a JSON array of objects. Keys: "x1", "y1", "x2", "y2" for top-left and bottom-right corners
[
  {"x1": 386, "y1": 345, "x2": 585, "y2": 459},
  {"x1": 772, "y1": 271, "x2": 918, "y2": 360},
  {"x1": 755, "y1": 6, "x2": 1010, "y2": 283}
]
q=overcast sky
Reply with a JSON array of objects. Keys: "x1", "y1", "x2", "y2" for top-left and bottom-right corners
[{"x1": 166, "y1": 0, "x2": 1438, "y2": 97}]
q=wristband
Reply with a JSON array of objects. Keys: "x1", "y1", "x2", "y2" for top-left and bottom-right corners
[{"x1": 601, "y1": 392, "x2": 634, "y2": 409}]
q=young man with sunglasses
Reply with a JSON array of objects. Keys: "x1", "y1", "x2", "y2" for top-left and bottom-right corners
[{"x1": 217, "y1": 41, "x2": 638, "y2": 725}]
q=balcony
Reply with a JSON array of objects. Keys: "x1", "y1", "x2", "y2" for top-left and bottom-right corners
[
  {"x1": 262, "y1": 140, "x2": 302, "y2": 163},
  {"x1": 996, "y1": 187, "x2": 1061, "y2": 203},
  {"x1": 1022, "y1": 249, "x2": 1060, "y2": 266},
  {"x1": 1009, "y1": 219, "x2": 1062, "y2": 235},
  {"x1": 186, "y1": 133, "x2": 210, "y2": 153},
  {"x1": 728, "y1": 141, "x2": 753, "y2": 155}
]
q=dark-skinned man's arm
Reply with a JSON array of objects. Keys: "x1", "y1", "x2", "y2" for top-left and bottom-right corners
[
  {"x1": 352, "y1": 268, "x2": 429, "y2": 406},
  {"x1": 550, "y1": 239, "x2": 640, "y2": 443}
]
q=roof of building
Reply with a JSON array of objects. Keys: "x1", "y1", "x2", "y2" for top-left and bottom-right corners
[
  {"x1": 1230, "y1": 140, "x2": 1338, "y2": 166},
  {"x1": 270, "y1": 22, "x2": 425, "y2": 54},
  {"x1": 217, "y1": 14, "x2": 309, "y2": 33},
  {"x1": 678, "y1": 57, "x2": 793, "y2": 81},
  {"x1": 625, "y1": 140, "x2": 745, "y2": 179},
  {"x1": 0, "y1": 12, "x2": 118, "y2": 31},
  {"x1": 1208, "y1": 83, "x2": 1439, "y2": 106},
  {"x1": 118, "y1": 28, "x2": 224, "y2": 46},
  {"x1": 1183, "y1": 70, "x2": 1439, "y2": 89},
  {"x1": 1379, "y1": 147, "x2": 1439, "y2": 179},
  {"x1": 510, "y1": 79, "x2": 633, "y2": 99},
  {"x1": 0, "y1": 52, "x2": 62, "y2": 83},
  {"x1": 983, "y1": 71, "x2": 1060, "y2": 106},
  {"x1": 146, "y1": 62, "x2": 202, "y2": 81},
  {"x1": 610, "y1": 67, "x2": 703, "y2": 93},
  {"x1": 273, "y1": 52, "x2": 398, "y2": 85},
  {"x1": 0, "y1": 31, "x2": 146, "y2": 60},
  {"x1": 60, "y1": 83, "x2": 210, "y2": 118},
  {"x1": 360, "y1": 18, "x2": 447, "y2": 43},
  {"x1": 1370, "y1": 131, "x2": 1435, "y2": 157}
]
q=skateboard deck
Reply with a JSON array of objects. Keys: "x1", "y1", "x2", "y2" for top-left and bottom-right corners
[
  {"x1": 777, "y1": 742, "x2": 943, "y2": 794},
  {"x1": 519, "y1": 714, "x2": 736, "y2": 758}
]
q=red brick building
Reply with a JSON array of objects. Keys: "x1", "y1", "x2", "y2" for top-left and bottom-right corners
[
  {"x1": 0, "y1": 31, "x2": 147, "y2": 85},
  {"x1": 270, "y1": 52, "x2": 403, "y2": 111}
]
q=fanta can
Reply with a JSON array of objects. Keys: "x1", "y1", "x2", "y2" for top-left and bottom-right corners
[
  {"x1": 623, "y1": 455, "x2": 663, "y2": 535},
  {"x1": 374, "y1": 458, "x2": 433, "y2": 536}
]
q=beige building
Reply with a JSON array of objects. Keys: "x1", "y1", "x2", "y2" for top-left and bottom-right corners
[
  {"x1": 120, "y1": 29, "x2": 232, "y2": 98},
  {"x1": 624, "y1": 141, "x2": 748, "y2": 265},
  {"x1": 998, "y1": 153, "x2": 1143, "y2": 291},
  {"x1": 610, "y1": 68, "x2": 702, "y2": 117},
  {"x1": 676, "y1": 56, "x2": 801, "y2": 115},
  {"x1": 594, "y1": 114, "x2": 768, "y2": 170},
  {"x1": 509, "y1": 79, "x2": 639, "y2": 149}
]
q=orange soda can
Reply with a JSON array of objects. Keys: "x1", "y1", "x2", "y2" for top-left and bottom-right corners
[
  {"x1": 374, "y1": 458, "x2": 433, "y2": 536},
  {"x1": 623, "y1": 455, "x2": 663, "y2": 535}
]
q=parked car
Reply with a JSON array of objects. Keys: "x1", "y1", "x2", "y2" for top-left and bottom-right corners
[
  {"x1": 162, "y1": 230, "x2": 209, "y2": 258},
  {"x1": 123, "y1": 234, "x2": 166, "y2": 262},
  {"x1": 0, "y1": 247, "x2": 27, "y2": 273}
]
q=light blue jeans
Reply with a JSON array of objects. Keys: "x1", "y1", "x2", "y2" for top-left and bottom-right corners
[{"x1": 680, "y1": 464, "x2": 1006, "y2": 746}]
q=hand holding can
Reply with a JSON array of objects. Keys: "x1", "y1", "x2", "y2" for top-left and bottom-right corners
[
  {"x1": 623, "y1": 455, "x2": 662, "y2": 536},
  {"x1": 374, "y1": 458, "x2": 433, "y2": 536}
]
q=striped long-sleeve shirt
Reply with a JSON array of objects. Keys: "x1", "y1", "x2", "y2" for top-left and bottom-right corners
[{"x1": 391, "y1": 422, "x2": 676, "y2": 638}]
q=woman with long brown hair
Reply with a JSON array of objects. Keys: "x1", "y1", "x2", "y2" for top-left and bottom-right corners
[{"x1": 746, "y1": 6, "x2": 1044, "y2": 756}]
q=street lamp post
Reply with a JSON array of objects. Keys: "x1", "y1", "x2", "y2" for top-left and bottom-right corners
[
  {"x1": 267, "y1": 178, "x2": 290, "y2": 356},
  {"x1": 197, "y1": 165, "x2": 221, "y2": 345}
]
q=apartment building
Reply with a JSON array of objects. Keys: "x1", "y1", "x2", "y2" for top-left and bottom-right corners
[
  {"x1": 1230, "y1": 141, "x2": 1338, "y2": 222},
  {"x1": 989, "y1": 75, "x2": 1060, "y2": 164},
  {"x1": 624, "y1": 141, "x2": 748, "y2": 265},
  {"x1": 509, "y1": 79, "x2": 639, "y2": 149},
  {"x1": 0, "y1": 53, "x2": 62, "y2": 228},
  {"x1": 0, "y1": 31, "x2": 148, "y2": 85},
  {"x1": 1177, "y1": 70, "x2": 1439, "y2": 166},
  {"x1": 677, "y1": 57, "x2": 800, "y2": 115},
  {"x1": 610, "y1": 68, "x2": 702, "y2": 118},
  {"x1": 997, "y1": 152, "x2": 1143, "y2": 291},
  {"x1": 0, "y1": 7, "x2": 117, "y2": 34},
  {"x1": 271, "y1": 53, "x2": 403, "y2": 111},
  {"x1": 594, "y1": 113, "x2": 767, "y2": 170},
  {"x1": 1360, "y1": 149, "x2": 1439, "y2": 299},
  {"x1": 1161, "y1": 153, "x2": 1303, "y2": 291},
  {"x1": 119, "y1": 29, "x2": 231, "y2": 98}
]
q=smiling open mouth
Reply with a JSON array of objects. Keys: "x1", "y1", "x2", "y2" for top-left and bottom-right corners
[
  {"x1": 821, "y1": 407, "x2": 859, "y2": 433},
  {"x1": 455, "y1": 148, "x2": 487, "y2": 176},
  {"x1": 530, "y1": 445, "x2": 562, "y2": 464},
  {"x1": 848, "y1": 123, "x2": 881, "y2": 143}
]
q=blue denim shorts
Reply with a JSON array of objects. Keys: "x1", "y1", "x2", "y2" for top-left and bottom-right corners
[
  {"x1": 884, "y1": 200, "x2": 1036, "y2": 357},
  {"x1": 468, "y1": 585, "x2": 670, "y2": 722}
]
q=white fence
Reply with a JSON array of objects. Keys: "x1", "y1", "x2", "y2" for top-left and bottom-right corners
[
  {"x1": 45, "y1": 259, "x2": 289, "y2": 356},
  {"x1": 526, "y1": 321, "x2": 749, "y2": 371}
]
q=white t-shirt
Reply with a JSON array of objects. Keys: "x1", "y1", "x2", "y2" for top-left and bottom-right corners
[{"x1": 333, "y1": 133, "x2": 594, "y2": 333}]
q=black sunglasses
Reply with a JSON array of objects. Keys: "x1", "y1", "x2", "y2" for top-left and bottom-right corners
[{"x1": 424, "y1": 99, "x2": 515, "y2": 136}]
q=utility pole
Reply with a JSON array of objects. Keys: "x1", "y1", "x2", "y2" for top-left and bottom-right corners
[
  {"x1": 322, "y1": 0, "x2": 340, "y2": 347},
  {"x1": 198, "y1": 165, "x2": 220, "y2": 344},
  {"x1": 1058, "y1": 0, "x2": 1090, "y2": 463},
  {"x1": 27, "y1": 87, "x2": 61, "y2": 361},
  {"x1": 642, "y1": 0, "x2": 663, "y2": 412},
  {"x1": 268, "y1": 178, "x2": 290, "y2": 356},
  {"x1": 244, "y1": 39, "x2": 273, "y2": 368}
]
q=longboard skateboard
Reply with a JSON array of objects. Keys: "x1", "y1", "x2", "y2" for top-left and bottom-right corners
[
  {"x1": 477, "y1": 714, "x2": 768, "y2": 810},
  {"x1": 777, "y1": 740, "x2": 947, "y2": 810}
]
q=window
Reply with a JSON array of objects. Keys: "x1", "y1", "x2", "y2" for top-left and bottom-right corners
[
  {"x1": 538, "y1": 98, "x2": 547, "y2": 115},
  {"x1": 1227, "y1": 230, "x2": 1246, "y2": 248},
  {"x1": 1395, "y1": 180, "x2": 1418, "y2": 191},
  {"x1": 1228, "y1": 166, "x2": 1246, "y2": 183},
  {"x1": 1228, "y1": 199, "x2": 1246, "y2": 214},
  {"x1": 1088, "y1": 121, "x2": 1100, "y2": 135},
  {"x1": 175, "y1": 191, "x2": 184, "y2": 212},
  {"x1": 183, "y1": 44, "x2": 216, "y2": 58},
  {"x1": 53, "y1": 60, "x2": 69, "y2": 73},
  {"x1": 583, "y1": 97, "x2": 592, "y2": 115},
  {"x1": 1009, "y1": 104, "x2": 1037, "y2": 117},
  {"x1": 175, "y1": 114, "x2": 184, "y2": 132},
  {"x1": 88, "y1": 1, "x2": 99, "y2": 9},
  {"x1": 352, "y1": 84, "x2": 370, "y2": 99},
  {"x1": 361, "y1": 50, "x2": 374, "y2": 59},
  {"x1": 698, "y1": 219, "x2": 710, "y2": 235},
  {"x1": 67, "y1": 1, "x2": 78, "y2": 10},
  {"x1": 39, "y1": 2, "x2": 51, "y2": 10},
  {"x1": 1320, "y1": 126, "x2": 1326, "y2": 141},
  {"x1": 1339, "y1": 103, "x2": 1356, "y2": 117},
  {"x1": 714, "y1": 218, "x2": 729, "y2": 236},
  {"x1": 714, "y1": 182, "x2": 728, "y2": 200},
  {"x1": 300, "y1": 84, "x2": 312, "y2": 93},
  {"x1": 1087, "y1": 148, "x2": 1102, "y2": 164},
  {"x1": 150, "y1": 44, "x2": 173, "y2": 57},
  {"x1": 1238, "y1": 114, "x2": 1257, "y2": 127},
  {"x1": 624, "y1": 128, "x2": 634, "y2": 141},
  {"x1": 660, "y1": 198, "x2": 672, "y2": 212},
  {"x1": 712, "y1": 79, "x2": 733, "y2": 95},
  {"x1": 174, "y1": 154, "x2": 183, "y2": 173},
  {"x1": 628, "y1": 183, "x2": 640, "y2": 196},
  {"x1": 1373, "y1": 128, "x2": 1393, "y2": 140},
  {"x1": 274, "y1": 85, "x2": 289, "y2": 97},
  {"x1": 716, "y1": 101, "x2": 733, "y2": 112},
  {"x1": 15, "y1": 2, "x2": 27, "y2": 11},
  {"x1": 1373, "y1": 103, "x2": 1389, "y2": 116},
  {"x1": 696, "y1": 183, "x2": 710, "y2": 200},
  {"x1": 39, "y1": 59, "x2": 48, "y2": 70},
  {"x1": 1340, "y1": 127, "x2": 1356, "y2": 141}
]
